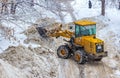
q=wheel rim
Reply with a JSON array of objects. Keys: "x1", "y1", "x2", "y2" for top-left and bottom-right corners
[
  {"x1": 60, "y1": 49, "x2": 66, "y2": 56},
  {"x1": 57, "y1": 45, "x2": 70, "y2": 59},
  {"x1": 75, "y1": 53, "x2": 81, "y2": 62}
]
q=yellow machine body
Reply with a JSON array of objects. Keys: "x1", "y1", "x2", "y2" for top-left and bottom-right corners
[
  {"x1": 74, "y1": 20, "x2": 105, "y2": 56},
  {"x1": 74, "y1": 20, "x2": 96, "y2": 26},
  {"x1": 49, "y1": 30, "x2": 74, "y2": 38},
  {"x1": 48, "y1": 20, "x2": 107, "y2": 57},
  {"x1": 36, "y1": 19, "x2": 107, "y2": 63},
  {"x1": 74, "y1": 36, "x2": 104, "y2": 55}
]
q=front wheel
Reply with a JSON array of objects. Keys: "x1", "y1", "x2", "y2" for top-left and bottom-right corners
[
  {"x1": 57, "y1": 45, "x2": 71, "y2": 59},
  {"x1": 73, "y1": 50, "x2": 85, "y2": 64}
]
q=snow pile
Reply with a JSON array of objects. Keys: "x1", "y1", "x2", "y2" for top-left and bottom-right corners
[
  {"x1": 0, "y1": 59, "x2": 26, "y2": 78},
  {"x1": 0, "y1": 45, "x2": 59, "y2": 78},
  {"x1": 0, "y1": 19, "x2": 61, "y2": 77},
  {"x1": 0, "y1": 21, "x2": 83, "y2": 78}
]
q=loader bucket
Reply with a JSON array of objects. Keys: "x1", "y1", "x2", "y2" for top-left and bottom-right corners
[{"x1": 36, "y1": 27, "x2": 48, "y2": 38}]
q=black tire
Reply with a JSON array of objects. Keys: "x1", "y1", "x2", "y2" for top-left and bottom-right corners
[
  {"x1": 57, "y1": 45, "x2": 71, "y2": 59},
  {"x1": 73, "y1": 50, "x2": 85, "y2": 64}
]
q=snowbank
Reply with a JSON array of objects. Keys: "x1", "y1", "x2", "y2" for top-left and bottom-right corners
[{"x1": 0, "y1": 45, "x2": 59, "y2": 78}]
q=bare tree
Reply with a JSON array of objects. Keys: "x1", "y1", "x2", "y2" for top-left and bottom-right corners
[
  {"x1": 63, "y1": 2, "x2": 76, "y2": 21},
  {"x1": 0, "y1": 0, "x2": 76, "y2": 22},
  {"x1": 101, "y1": 0, "x2": 105, "y2": 16},
  {"x1": 30, "y1": 0, "x2": 34, "y2": 6},
  {"x1": 105, "y1": 0, "x2": 119, "y2": 8},
  {"x1": 44, "y1": 0, "x2": 76, "y2": 22},
  {"x1": 1, "y1": 0, "x2": 8, "y2": 14},
  {"x1": 10, "y1": 0, "x2": 16, "y2": 14},
  {"x1": 118, "y1": 0, "x2": 120, "y2": 9}
]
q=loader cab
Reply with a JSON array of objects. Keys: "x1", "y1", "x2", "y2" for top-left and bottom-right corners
[{"x1": 74, "y1": 20, "x2": 96, "y2": 38}]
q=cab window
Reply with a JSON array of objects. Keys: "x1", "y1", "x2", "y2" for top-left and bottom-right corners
[{"x1": 75, "y1": 24, "x2": 96, "y2": 37}]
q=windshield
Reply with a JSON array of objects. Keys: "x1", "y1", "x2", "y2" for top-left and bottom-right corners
[{"x1": 75, "y1": 25, "x2": 96, "y2": 37}]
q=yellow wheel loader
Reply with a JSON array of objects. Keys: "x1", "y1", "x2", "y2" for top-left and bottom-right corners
[{"x1": 36, "y1": 20, "x2": 107, "y2": 64}]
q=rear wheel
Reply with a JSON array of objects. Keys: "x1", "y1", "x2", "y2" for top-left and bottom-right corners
[
  {"x1": 73, "y1": 50, "x2": 85, "y2": 64},
  {"x1": 57, "y1": 45, "x2": 71, "y2": 59}
]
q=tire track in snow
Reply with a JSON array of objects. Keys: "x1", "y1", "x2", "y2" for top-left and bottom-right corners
[
  {"x1": 84, "y1": 62, "x2": 113, "y2": 78},
  {"x1": 58, "y1": 58, "x2": 86, "y2": 78},
  {"x1": 78, "y1": 65, "x2": 85, "y2": 78}
]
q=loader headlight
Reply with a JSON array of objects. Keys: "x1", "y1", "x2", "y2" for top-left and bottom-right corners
[
  {"x1": 97, "y1": 45, "x2": 102, "y2": 49},
  {"x1": 96, "y1": 44, "x2": 103, "y2": 53}
]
